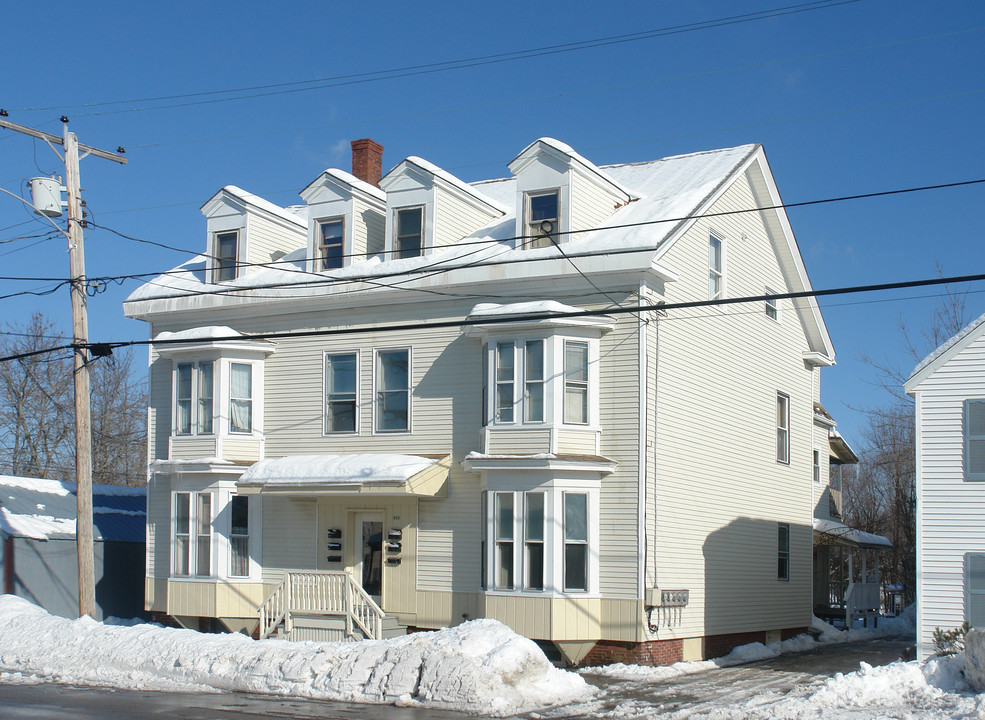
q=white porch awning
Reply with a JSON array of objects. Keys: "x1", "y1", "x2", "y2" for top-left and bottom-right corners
[
  {"x1": 236, "y1": 454, "x2": 450, "y2": 497},
  {"x1": 813, "y1": 517, "x2": 892, "y2": 550}
]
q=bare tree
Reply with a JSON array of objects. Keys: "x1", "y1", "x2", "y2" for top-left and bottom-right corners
[
  {"x1": 0, "y1": 313, "x2": 147, "y2": 485},
  {"x1": 845, "y1": 274, "x2": 969, "y2": 605}
]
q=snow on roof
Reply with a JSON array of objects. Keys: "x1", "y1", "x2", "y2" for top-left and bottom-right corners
[
  {"x1": 908, "y1": 310, "x2": 985, "y2": 381},
  {"x1": 321, "y1": 168, "x2": 387, "y2": 202},
  {"x1": 0, "y1": 475, "x2": 145, "y2": 542},
  {"x1": 214, "y1": 185, "x2": 307, "y2": 228},
  {"x1": 401, "y1": 156, "x2": 508, "y2": 214},
  {"x1": 239, "y1": 454, "x2": 438, "y2": 486},
  {"x1": 152, "y1": 325, "x2": 241, "y2": 342},
  {"x1": 468, "y1": 300, "x2": 584, "y2": 318},
  {"x1": 0, "y1": 595, "x2": 591, "y2": 715},
  {"x1": 517, "y1": 137, "x2": 639, "y2": 200},
  {"x1": 813, "y1": 517, "x2": 892, "y2": 549},
  {"x1": 125, "y1": 143, "x2": 757, "y2": 307}
]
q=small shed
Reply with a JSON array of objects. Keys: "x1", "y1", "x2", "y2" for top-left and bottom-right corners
[{"x1": 0, "y1": 474, "x2": 146, "y2": 620}]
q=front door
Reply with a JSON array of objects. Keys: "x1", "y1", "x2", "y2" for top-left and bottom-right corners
[{"x1": 353, "y1": 512, "x2": 383, "y2": 601}]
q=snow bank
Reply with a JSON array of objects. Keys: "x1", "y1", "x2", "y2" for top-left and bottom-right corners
[{"x1": 0, "y1": 596, "x2": 591, "y2": 715}]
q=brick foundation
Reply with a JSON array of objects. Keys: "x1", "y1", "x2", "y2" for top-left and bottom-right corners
[{"x1": 580, "y1": 638, "x2": 684, "y2": 667}]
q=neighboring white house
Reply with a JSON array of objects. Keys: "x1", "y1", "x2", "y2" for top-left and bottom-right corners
[
  {"x1": 906, "y1": 311, "x2": 985, "y2": 659},
  {"x1": 124, "y1": 137, "x2": 841, "y2": 665}
]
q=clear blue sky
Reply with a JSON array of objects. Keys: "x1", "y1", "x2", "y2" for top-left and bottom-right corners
[{"x1": 1, "y1": 0, "x2": 983, "y2": 445}]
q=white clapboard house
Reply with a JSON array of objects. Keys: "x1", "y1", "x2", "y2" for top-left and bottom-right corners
[
  {"x1": 906, "y1": 311, "x2": 985, "y2": 659},
  {"x1": 124, "y1": 137, "x2": 842, "y2": 665}
]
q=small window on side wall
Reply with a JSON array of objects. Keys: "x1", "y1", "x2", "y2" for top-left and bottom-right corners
[
  {"x1": 213, "y1": 231, "x2": 239, "y2": 283},
  {"x1": 765, "y1": 288, "x2": 779, "y2": 321},
  {"x1": 967, "y1": 399, "x2": 985, "y2": 481},
  {"x1": 777, "y1": 523, "x2": 790, "y2": 581},
  {"x1": 708, "y1": 234, "x2": 724, "y2": 301},
  {"x1": 776, "y1": 392, "x2": 790, "y2": 464}
]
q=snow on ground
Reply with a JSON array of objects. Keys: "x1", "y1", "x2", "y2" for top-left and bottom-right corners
[{"x1": 0, "y1": 595, "x2": 592, "y2": 716}]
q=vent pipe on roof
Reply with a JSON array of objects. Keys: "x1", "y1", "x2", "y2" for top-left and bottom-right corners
[{"x1": 351, "y1": 138, "x2": 384, "y2": 187}]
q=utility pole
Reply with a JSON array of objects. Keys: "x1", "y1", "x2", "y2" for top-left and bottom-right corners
[{"x1": 0, "y1": 114, "x2": 126, "y2": 618}]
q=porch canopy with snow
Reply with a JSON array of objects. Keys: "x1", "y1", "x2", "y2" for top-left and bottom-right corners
[{"x1": 813, "y1": 517, "x2": 892, "y2": 627}]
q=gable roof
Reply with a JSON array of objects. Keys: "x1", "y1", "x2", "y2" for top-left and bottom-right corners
[
  {"x1": 905, "y1": 311, "x2": 985, "y2": 392},
  {"x1": 0, "y1": 475, "x2": 146, "y2": 542},
  {"x1": 201, "y1": 185, "x2": 307, "y2": 229}
]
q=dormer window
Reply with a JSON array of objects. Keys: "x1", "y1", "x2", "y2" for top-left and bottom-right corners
[
  {"x1": 214, "y1": 231, "x2": 239, "y2": 283},
  {"x1": 526, "y1": 191, "x2": 559, "y2": 249},
  {"x1": 319, "y1": 218, "x2": 345, "y2": 270},
  {"x1": 395, "y1": 207, "x2": 424, "y2": 259}
]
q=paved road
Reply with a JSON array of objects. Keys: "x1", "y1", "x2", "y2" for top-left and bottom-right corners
[{"x1": 0, "y1": 636, "x2": 913, "y2": 720}]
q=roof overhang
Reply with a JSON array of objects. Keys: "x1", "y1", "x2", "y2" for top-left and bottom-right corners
[
  {"x1": 462, "y1": 453, "x2": 617, "y2": 475},
  {"x1": 236, "y1": 454, "x2": 450, "y2": 497},
  {"x1": 813, "y1": 517, "x2": 891, "y2": 550}
]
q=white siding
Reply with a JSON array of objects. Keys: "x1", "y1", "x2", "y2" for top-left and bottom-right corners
[
  {"x1": 353, "y1": 196, "x2": 385, "y2": 259},
  {"x1": 244, "y1": 213, "x2": 305, "y2": 271},
  {"x1": 913, "y1": 331, "x2": 985, "y2": 658},
  {"x1": 433, "y1": 189, "x2": 500, "y2": 250},
  {"x1": 146, "y1": 472, "x2": 172, "y2": 579},
  {"x1": 650, "y1": 171, "x2": 815, "y2": 639},
  {"x1": 568, "y1": 170, "x2": 623, "y2": 244},
  {"x1": 261, "y1": 496, "x2": 318, "y2": 582}
]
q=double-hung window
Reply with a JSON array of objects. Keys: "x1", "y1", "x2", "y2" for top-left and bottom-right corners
[
  {"x1": 494, "y1": 493, "x2": 514, "y2": 590},
  {"x1": 491, "y1": 339, "x2": 546, "y2": 425},
  {"x1": 174, "y1": 492, "x2": 212, "y2": 577},
  {"x1": 564, "y1": 341, "x2": 589, "y2": 424},
  {"x1": 319, "y1": 218, "x2": 345, "y2": 270},
  {"x1": 229, "y1": 363, "x2": 253, "y2": 434},
  {"x1": 324, "y1": 352, "x2": 357, "y2": 433},
  {"x1": 709, "y1": 234, "x2": 724, "y2": 301},
  {"x1": 524, "y1": 340, "x2": 545, "y2": 422},
  {"x1": 777, "y1": 523, "x2": 790, "y2": 581},
  {"x1": 776, "y1": 392, "x2": 790, "y2": 464},
  {"x1": 526, "y1": 191, "x2": 559, "y2": 249},
  {"x1": 765, "y1": 288, "x2": 779, "y2": 321},
  {"x1": 229, "y1": 495, "x2": 250, "y2": 577},
  {"x1": 395, "y1": 207, "x2": 423, "y2": 259},
  {"x1": 813, "y1": 449, "x2": 821, "y2": 483},
  {"x1": 563, "y1": 493, "x2": 589, "y2": 591},
  {"x1": 524, "y1": 493, "x2": 545, "y2": 591},
  {"x1": 375, "y1": 349, "x2": 410, "y2": 432},
  {"x1": 967, "y1": 399, "x2": 985, "y2": 481},
  {"x1": 175, "y1": 361, "x2": 214, "y2": 435},
  {"x1": 495, "y1": 343, "x2": 515, "y2": 423},
  {"x1": 213, "y1": 231, "x2": 238, "y2": 283}
]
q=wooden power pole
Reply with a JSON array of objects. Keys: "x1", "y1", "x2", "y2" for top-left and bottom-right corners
[{"x1": 0, "y1": 115, "x2": 126, "y2": 618}]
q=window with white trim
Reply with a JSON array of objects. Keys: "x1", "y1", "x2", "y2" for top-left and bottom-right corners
[
  {"x1": 375, "y1": 348, "x2": 410, "y2": 432},
  {"x1": 709, "y1": 234, "x2": 724, "y2": 301},
  {"x1": 563, "y1": 492, "x2": 588, "y2": 591},
  {"x1": 525, "y1": 190, "x2": 559, "y2": 249},
  {"x1": 967, "y1": 399, "x2": 985, "y2": 481},
  {"x1": 524, "y1": 340, "x2": 545, "y2": 423},
  {"x1": 174, "y1": 491, "x2": 212, "y2": 577},
  {"x1": 495, "y1": 342, "x2": 515, "y2": 423},
  {"x1": 776, "y1": 392, "x2": 790, "y2": 464},
  {"x1": 777, "y1": 523, "x2": 790, "y2": 581},
  {"x1": 483, "y1": 486, "x2": 596, "y2": 595},
  {"x1": 175, "y1": 361, "x2": 214, "y2": 435},
  {"x1": 324, "y1": 352, "x2": 358, "y2": 433},
  {"x1": 395, "y1": 206, "x2": 423, "y2": 259},
  {"x1": 813, "y1": 448, "x2": 821, "y2": 483},
  {"x1": 229, "y1": 495, "x2": 250, "y2": 577},
  {"x1": 765, "y1": 288, "x2": 779, "y2": 321},
  {"x1": 229, "y1": 363, "x2": 253, "y2": 434},
  {"x1": 319, "y1": 218, "x2": 345, "y2": 270},
  {"x1": 564, "y1": 341, "x2": 589, "y2": 425},
  {"x1": 969, "y1": 554, "x2": 985, "y2": 626},
  {"x1": 213, "y1": 231, "x2": 239, "y2": 283}
]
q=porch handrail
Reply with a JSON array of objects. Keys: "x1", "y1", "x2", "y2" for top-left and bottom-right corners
[{"x1": 258, "y1": 571, "x2": 384, "y2": 641}]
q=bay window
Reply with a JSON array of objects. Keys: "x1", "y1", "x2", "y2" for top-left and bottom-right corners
[
  {"x1": 524, "y1": 492, "x2": 545, "y2": 591},
  {"x1": 563, "y1": 493, "x2": 588, "y2": 591},
  {"x1": 495, "y1": 493, "x2": 514, "y2": 590},
  {"x1": 175, "y1": 361, "x2": 214, "y2": 435},
  {"x1": 564, "y1": 341, "x2": 589, "y2": 424},
  {"x1": 229, "y1": 495, "x2": 250, "y2": 577},
  {"x1": 524, "y1": 340, "x2": 545, "y2": 422},
  {"x1": 174, "y1": 491, "x2": 212, "y2": 577},
  {"x1": 230, "y1": 363, "x2": 253, "y2": 434},
  {"x1": 495, "y1": 343, "x2": 515, "y2": 423}
]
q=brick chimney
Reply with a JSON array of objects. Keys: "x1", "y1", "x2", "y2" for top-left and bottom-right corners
[{"x1": 351, "y1": 138, "x2": 384, "y2": 187}]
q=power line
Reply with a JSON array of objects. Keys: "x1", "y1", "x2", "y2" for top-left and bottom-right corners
[
  {"x1": 9, "y1": 1, "x2": 860, "y2": 118},
  {"x1": 3, "y1": 270, "x2": 983, "y2": 363}
]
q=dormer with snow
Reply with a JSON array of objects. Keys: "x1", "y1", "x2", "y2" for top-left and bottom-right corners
[
  {"x1": 379, "y1": 157, "x2": 506, "y2": 259},
  {"x1": 299, "y1": 168, "x2": 386, "y2": 271},
  {"x1": 201, "y1": 186, "x2": 307, "y2": 284},
  {"x1": 508, "y1": 138, "x2": 637, "y2": 250}
]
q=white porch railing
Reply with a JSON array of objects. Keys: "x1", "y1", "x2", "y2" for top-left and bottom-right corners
[
  {"x1": 258, "y1": 571, "x2": 384, "y2": 641},
  {"x1": 845, "y1": 581, "x2": 881, "y2": 625}
]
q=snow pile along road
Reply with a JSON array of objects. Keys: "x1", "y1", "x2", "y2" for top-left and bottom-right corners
[{"x1": 0, "y1": 596, "x2": 592, "y2": 715}]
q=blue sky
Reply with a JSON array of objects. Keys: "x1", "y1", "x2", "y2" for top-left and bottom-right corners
[{"x1": 1, "y1": 0, "x2": 983, "y2": 444}]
